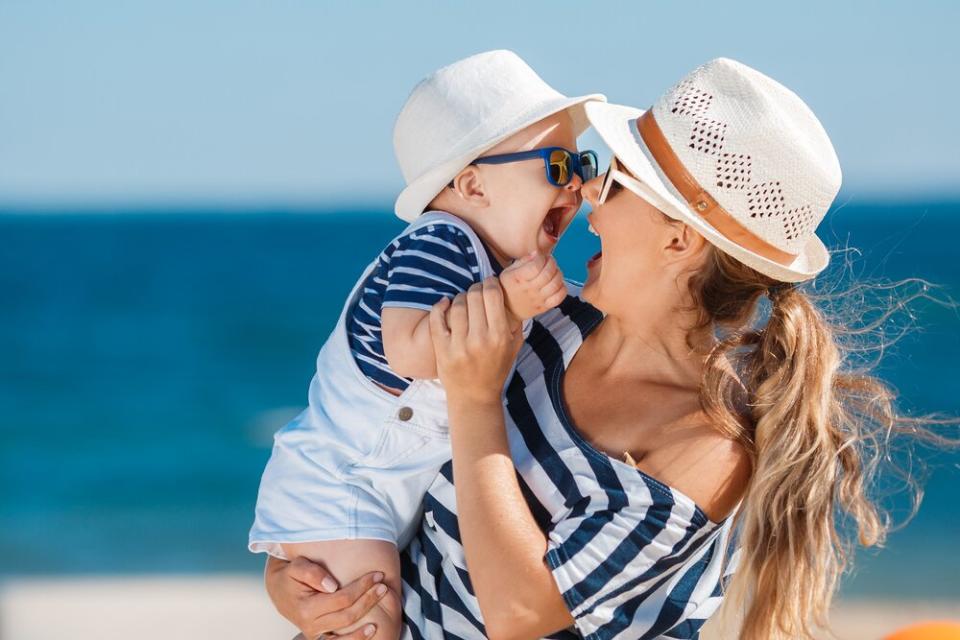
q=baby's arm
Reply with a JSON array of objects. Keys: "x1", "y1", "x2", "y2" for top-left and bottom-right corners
[
  {"x1": 499, "y1": 253, "x2": 568, "y2": 323},
  {"x1": 381, "y1": 307, "x2": 437, "y2": 380},
  {"x1": 379, "y1": 223, "x2": 489, "y2": 381}
]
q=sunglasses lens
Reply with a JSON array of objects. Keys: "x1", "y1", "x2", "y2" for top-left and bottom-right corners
[
  {"x1": 548, "y1": 149, "x2": 571, "y2": 185},
  {"x1": 580, "y1": 151, "x2": 599, "y2": 182}
]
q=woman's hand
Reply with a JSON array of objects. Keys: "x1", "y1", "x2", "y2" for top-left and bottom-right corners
[
  {"x1": 265, "y1": 555, "x2": 393, "y2": 639},
  {"x1": 430, "y1": 277, "x2": 524, "y2": 406}
]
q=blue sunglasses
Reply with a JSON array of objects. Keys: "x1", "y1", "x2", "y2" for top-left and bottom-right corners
[{"x1": 470, "y1": 147, "x2": 599, "y2": 187}]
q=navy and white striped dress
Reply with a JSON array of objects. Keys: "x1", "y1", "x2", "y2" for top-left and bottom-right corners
[
  {"x1": 346, "y1": 223, "x2": 501, "y2": 391},
  {"x1": 400, "y1": 289, "x2": 737, "y2": 640}
]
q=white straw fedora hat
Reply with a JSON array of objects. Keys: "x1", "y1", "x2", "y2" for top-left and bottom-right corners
[
  {"x1": 585, "y1": 58, "x2": 841, "y2": 282},
  {"x1": 393, "y1": 50, "x2": 605, "y2": 222}
]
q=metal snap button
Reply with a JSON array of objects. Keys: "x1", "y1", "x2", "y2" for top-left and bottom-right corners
[{"x1": 398, "y1": 406, "x2": 414, "y2": 422}]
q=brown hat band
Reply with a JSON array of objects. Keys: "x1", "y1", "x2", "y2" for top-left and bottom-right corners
[{"x1": 636, "y1": 110, "x2": 798, "y2": 267}]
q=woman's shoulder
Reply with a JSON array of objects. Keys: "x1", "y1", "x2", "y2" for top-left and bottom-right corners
[{"x1": 638, "y1": 418, "x2": 752, "y2": 524}]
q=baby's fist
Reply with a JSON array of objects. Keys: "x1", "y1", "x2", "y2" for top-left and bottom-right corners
[{"x1": 499, "y1": 252, "x2": 567, "y2": 322}]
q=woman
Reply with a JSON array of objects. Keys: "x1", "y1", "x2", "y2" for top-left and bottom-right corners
[{"x1": 266, "y1": 58, "x2": 935, "y2": 640}]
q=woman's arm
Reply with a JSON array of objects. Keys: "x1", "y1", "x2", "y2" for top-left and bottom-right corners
[
  {"x1": 429, "y1": 280, "x2": 575, "y2": 640},
  {"x1": 446, "y1": 394, "x2": 575, "y2": 640}
]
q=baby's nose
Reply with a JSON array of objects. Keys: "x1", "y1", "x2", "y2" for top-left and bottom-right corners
[
  {"x1": 564, "y1": 171, "x2": 583, "y2": 192},
  {"x1": 581, "y1": 174, "x2": 604, "y2": 207}
]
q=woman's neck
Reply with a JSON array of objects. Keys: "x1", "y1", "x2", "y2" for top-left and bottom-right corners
[{"x1": 585, "y1": 299, "x2": 713, "y2": 390}]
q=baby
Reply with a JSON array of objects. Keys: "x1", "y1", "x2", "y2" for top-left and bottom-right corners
[{"x1": 250, "y1": 50, "x2": 604, "y2": 638}]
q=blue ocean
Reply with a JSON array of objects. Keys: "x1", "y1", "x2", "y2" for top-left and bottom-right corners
[{"x1": 1, "y1": 202, "x2": 958, "y2": 598}]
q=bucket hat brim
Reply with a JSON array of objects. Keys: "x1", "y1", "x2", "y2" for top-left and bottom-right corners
[{"x1": 585, "y1": 101, "x2": 829, "y2": 283}]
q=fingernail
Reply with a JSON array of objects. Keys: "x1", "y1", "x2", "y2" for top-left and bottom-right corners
[
  {"x1": 373, "y1": 571, "x2": 384, "y2": 583},
  {"x1": 376, "y1": 584, "x2": 388, "y2": 596},
  {"x1": 364, "y1": 624, "x2": 376, "y2": 637},
  {"x1": 321, "y1": 577, "x2": 338, "y2": 593}
]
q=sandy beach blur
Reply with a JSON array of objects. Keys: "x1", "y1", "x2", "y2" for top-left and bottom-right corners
[{"x1": 2, "y1": 574, "x2": 957, "y2": 640}]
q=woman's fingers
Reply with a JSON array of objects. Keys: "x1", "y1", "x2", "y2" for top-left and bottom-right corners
[
  {"x1": 465, "y1": 282, "x2": 488, "y2": 336},
  {"x1": 311, "y1": 578, "x2": 389, "y2": 636},
  {"x1": 266, "y1": 556, "x2": 388, "y2": 640},
  {"x1": 329, "y1": 623, "x2": 378, "y2": 640},
  {"x1": 288, "y1": 556, "x2": 339, "y2": 593},
  {"x1": 448, "y1": 292, "x2": 469, "y2": 337},
  {"x1": 429, "y1": 297, "x2": 452, "y2": 346},
  {"x1": 481, "y1": 277, "x2": 509, "y2": 335}
]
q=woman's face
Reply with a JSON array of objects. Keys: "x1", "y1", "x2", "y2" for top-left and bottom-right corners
[{"x1": 579, "y1": 163, "x2": 681, "y2": 313}]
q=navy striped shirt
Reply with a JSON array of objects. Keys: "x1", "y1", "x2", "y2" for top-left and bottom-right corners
[
  {"x1": 399, "y1": 288, "x2": 738, "y2": 640},
  {"x1": 346, "y1": 222, "x2": 501, "y2": 391}
]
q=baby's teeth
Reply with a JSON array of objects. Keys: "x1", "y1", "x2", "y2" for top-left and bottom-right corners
[{"x1": 588, "y1": 223, "x2": 599, "y2": 236}]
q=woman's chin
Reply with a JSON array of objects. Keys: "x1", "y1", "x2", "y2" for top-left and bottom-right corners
[
  {"x1": 581, "y1": 262, "x2": 600, "y2": 302},
  {"x1": 585, "y1": 251, "x2": 601, "y2": 277}
]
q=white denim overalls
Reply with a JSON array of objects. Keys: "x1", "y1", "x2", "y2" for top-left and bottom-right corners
[{"x1": 249, "y1": 211, "x2": 497, "y2": 556}]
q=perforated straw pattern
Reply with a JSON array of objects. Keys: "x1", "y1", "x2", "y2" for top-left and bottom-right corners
[
  {"x1": 688, "y1": 118, "x2": 727, "y2": 155},
  {"x1": 671, "y1": 81, "x2": 713, "y2": 117},
  {"x1": 654, "y1": 59, "x2": 841, "y2": 255},
  {"x1": 716, "y1": 153, "x2": 752, "y2": 189},
  {"x1": 668, "y1": 87, "x2": 816, "y2": 251}
]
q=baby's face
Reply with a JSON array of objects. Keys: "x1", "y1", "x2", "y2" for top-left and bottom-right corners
[{"x1": 465, "y1": 112, "x2": 583, "y2": 265}]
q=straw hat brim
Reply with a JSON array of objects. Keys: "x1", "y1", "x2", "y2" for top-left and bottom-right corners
[
  {"x1": 585, "y1": 101, "x2": 829, "y2": 283},
  {"x1": 395, "y1": 93, "x2": 606, "y2": 223}
]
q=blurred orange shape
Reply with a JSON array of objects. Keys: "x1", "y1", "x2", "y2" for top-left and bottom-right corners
[{"x1": 885, "y1": 621, "x2": 960, "y2": 640}]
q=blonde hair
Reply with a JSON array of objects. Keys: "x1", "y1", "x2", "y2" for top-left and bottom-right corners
[{"x1": 687, "y1": 247, "x2": 955, "y2": 639}]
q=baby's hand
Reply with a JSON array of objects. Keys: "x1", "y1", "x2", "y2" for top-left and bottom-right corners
[{"x1": 499, "y1": 252, "x2": 567, "y2": 326}]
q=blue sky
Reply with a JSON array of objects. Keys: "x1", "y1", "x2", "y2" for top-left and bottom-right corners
[{"x1": 1, "y1": 0, "x2": 959, "y2": 208}]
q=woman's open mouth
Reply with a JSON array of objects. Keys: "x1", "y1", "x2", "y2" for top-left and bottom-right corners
[{"x1": 586, "y1": 215, "x2": 602, "y2": 268}]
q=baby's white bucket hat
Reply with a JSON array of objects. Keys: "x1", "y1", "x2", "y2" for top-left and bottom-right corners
[
  {"x1": 587, "y1": 58, "x2": 841, "y2": 282},
  {"x1": 393, "y1": 50, "x2": 606, "y2": 222}
]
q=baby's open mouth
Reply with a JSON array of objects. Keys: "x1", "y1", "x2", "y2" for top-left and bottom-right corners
[{"x1": 542, "y1": 206, "x2": 571, "y2": 241}]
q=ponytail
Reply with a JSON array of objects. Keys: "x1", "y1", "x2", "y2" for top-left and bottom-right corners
[{"x1": 689, "y1": 248, "x2": 952, "y2": 639}]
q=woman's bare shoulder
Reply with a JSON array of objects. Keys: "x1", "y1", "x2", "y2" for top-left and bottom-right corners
[{"x1": 640, "y1": 417, "x2": 752, "y2": 523}]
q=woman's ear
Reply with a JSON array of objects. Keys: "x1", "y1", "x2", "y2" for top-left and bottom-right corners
[
  {"x1": 451, "y1": 166, "x2": 489, "y2": 207},
  {"x1": 664, "y1": 222, "x2": 707, "y2": 264}
]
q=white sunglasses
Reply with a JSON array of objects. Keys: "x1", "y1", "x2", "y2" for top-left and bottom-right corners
[{"x1": 598, "y1": 157, "x2": 675, "y2": 218}]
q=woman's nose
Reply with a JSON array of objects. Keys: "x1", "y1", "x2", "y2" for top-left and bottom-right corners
[{"x1": 581, "y1": 174, "x2": 604, "y2": 208}]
